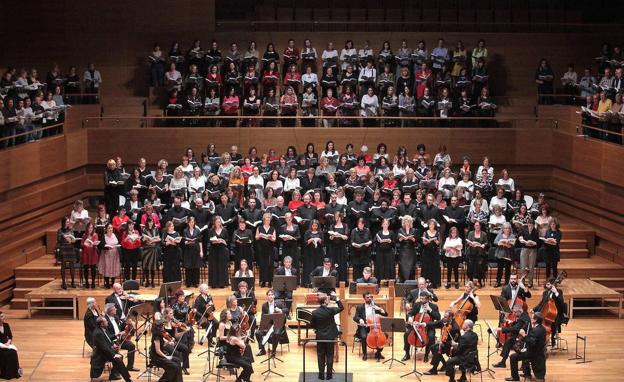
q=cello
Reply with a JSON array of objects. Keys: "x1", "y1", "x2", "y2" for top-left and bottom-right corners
[
  {"x1": 539, "y1": 270, "x2": 567, "y2": 337},
  {"x1": 365, "y1": 300, "x2": 387, "y2": 350},
  {"x1": 451, "y1": 284, "x2": 477, "y2": 328},
  {"x1": 407, "y1": 302, "x2": 431, "y2": 347}
]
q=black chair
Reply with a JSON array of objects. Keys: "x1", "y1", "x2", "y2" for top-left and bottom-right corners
[
  {"x1": 215, "y1": 349, "x2": 241, "y2": 382},
  {"x1": 123, "y1": 279, "x2": 140, "y2": 292},
  {"x1": 461, "y1": 349, "x2": 483, "y2": 382}
]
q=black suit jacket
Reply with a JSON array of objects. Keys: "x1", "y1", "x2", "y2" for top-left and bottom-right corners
[
  {"x1": 408, "y1": 302, "x2": 441, "y2": 322},
  {"x1": 524, "y1": 324, "x2": 547, "y2": 355},
  {"x1": 92, "y1": 327, "x2": 117, "y2": 363},
  {"x1": 274, "y1": 266, "x2": 298, "y2": 277},
  {"x1": 105, "y1": 293, "x2": 135, "y2": 320},
  {"x1": 311, "y1": 300, "x2": 344, "y2": 340},
  {"x1": 501, "y1": 311, "x2": 530, "y2": 339},
  {"x1": 309, "y1": 266, "x2": 337, "y2": 279},
  {"x1": 406, "y1": 287, "x2": 439, "y2": 303},
  {"x1": 500, "y1": 285, "x2": 532, "y2": 302},
  {"x1": 105, "y1": 315, "x2": 125, "y2": 339},
  {"x1": 455, "y1": 330, "x2": 479, "y2": 357},
  {"x1": 355, "y1": 276, "x2": 378, "y2": 284}
]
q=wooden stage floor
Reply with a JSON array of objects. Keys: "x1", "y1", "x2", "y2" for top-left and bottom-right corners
[
  {"x1": 4, "y1": 273, "x2": 622, "y2": 382},
  {"x1": 1, "y1": 312, "x2": 619, "y2": 382}
]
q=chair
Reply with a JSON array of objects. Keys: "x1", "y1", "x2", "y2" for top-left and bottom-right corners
[
  {"x1": 351, "y1": 336, "x2": 362, "y2": 355},
  {"x1": 215, "y1": 353, "x2": 241, "y2": 382},
  {"x1": 461, "y1": 350, "x2": 483, "y2": 382},
  {"x1": 123, "y1": 279, "x2": 140, "y2": 292}
]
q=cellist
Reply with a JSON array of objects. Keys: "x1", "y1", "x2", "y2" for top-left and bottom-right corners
[
  {"x1": 499, "y1": 273, "x2": 531, "y2": 322},
  {"x1": 448, "y1": 281, "x2": 481, "y2": 323},
  {"x1": 353, "y1": 291, "x2": 388, "y2": 361},
  {"x1": 533, "y1": 277, "x2": 566, "y2": 348},
  {"x1": 422, "y1": 310, "x2": 461, "y2": 376},
  {"x1": 402, "y1": 292, "x2": 440, "y2": 362},
  {"x1": 493, "y1": 304, "x2": 530, "y2": 369}
]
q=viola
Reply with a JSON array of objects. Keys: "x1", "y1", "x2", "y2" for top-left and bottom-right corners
[
  {"x1": 187, "y1": 309, "x2": 197, "y2": 326},
  {"x1": 365, "y1": 304, "x2": 387, "y2": 350},
  {"x1": 115, "y1": 318, "x2": 136, "y2": 345},
  {"x1": 407, "y1": 309, "x2": 431, "y2": 347},
  {"x1": 240, "y1": 310, "x2": 250, "y2": 332},
  {"x1": 438, "y1": 320, "x2": 455, "y2": 356}
]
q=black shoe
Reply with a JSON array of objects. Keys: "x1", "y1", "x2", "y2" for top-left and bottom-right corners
[
  {"x1": 423, "y1": 369, "x2": 438, "y2": 375},
  {"x1": 151, "y1": 282, "x2": 155, "y2": 288},
  {"x1": 362, "y1": 353, "x2": 367, "y2": 361},
  {"x1": 458, "y1": 377, "x2": 467, "y2": 382},
  {"x1": 326, "y1": 374, "x2": 333, "y2": 380},
  {"x1": 71, "y1": 283, "x2": 76, "y2": 288},
  {"x1": 317, "y1": 374, "x2": 325, "y2": 380},
  {"x1": 377, "y1": 353, "x2": 385, "y2": 360},
  {"x1": 128, "y1": 367, "x2": 140, "y2": 372},
  {"x1": 183, "y1": 368, "x2": 190, "y2": 375},
  {"x1": 256, "y1": 349, "x2": 267, "y2": 356},
  {"x1": 61, "y1": 284, "x2": 67, "y2": 290},
  {"x1": 401, "y1": 353, "x2": 411, "y2": 362},
  {"x1": 110, "y1": 374, "x2": 122, "y2": 380},
  {"x1": 493, "y1": 362, "x2": 506, "y2": 368},
  {"x1": 505, "y1": 378, "x2": 520, "y2": 382},
  {"x1": 494, "y1": 282, "x2": 501, "y2": 288},
  {"x1": 423, "y1": 355, "x2": 429, "y2": 363},
  {"x1": 454, "y1": 282, "x2": 459, "y2": 289},
  {"x1": 445, "y1": 283, "x2": 451, "y2": 289}
]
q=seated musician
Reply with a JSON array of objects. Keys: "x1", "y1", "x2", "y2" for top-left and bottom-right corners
[
  {"x1": 402, "y1": 292, "x2": 440, "y2": 362},
  {"x1": 194, "y1": 284, "x2": 219, "y2": 345},
  {"x1": 406, "y1": 277, "x2": 439, "y2": 310},
  {"x1": 162, "y1": 307, "x2": 191, "y2": 375},
  {"x1": 254, "y1": 289, "x2": 289, "y2": 356},
  {"x1": 171, "y1": 289, "x2": 195, "y2": 351},
  {"x1": 505, "y1": 312, "x2": 547, "y2": 382},
  {"x1": 233, "y1": 259, "x2": 255, "y2": 278},
  {"x1": 84, "y1": 297, "x2": 100, "y2": 349},
  {"x1": 500, "y1": 273, "x2": 531, "y2": 317},
  {"x1": 422, "y1": 310, "x2": 461, "y2": 375},
  {"x1": 449, "y1": 281, "x2": 481, "y2": 322},
  {"x1": 90, "y1": 316, "x2": 132, "y2": 382},
  {"x1": 355, "y1": 266, "x2": 378, "y2": 284},
  {"x1": 233, "y1": 281, "x2": 257, "y2": 334},
  {"x1": 150, "y1": 319, "x2": 183, "y2": 382},
  {"x1": 494, "y1": 304, "x2": 530, "y2": 368},
  {"x1": 309, "y1": 258, "x2": 338, "y2": 294},
  {"x1": 274, "y1": 256, "x2": 297, "y2": 312},
  {"x1": 354, "y1": 291, "x2": 388, "y2": 361},
  {"x1": 225, "y1": 324, "x2": 254, "y2": 382},
  {"x1": 533, "y1": 277, "x2": 566, "y2": 348},
  {"x1": 445, "y1": 319, "x2": 479, "y2": 382},
  {"x1": 105, "y1": 283, "x2": 138, "y2": 321},
  {"x1": 103, "y1": 303, "x2": 138, "y2": 372}
]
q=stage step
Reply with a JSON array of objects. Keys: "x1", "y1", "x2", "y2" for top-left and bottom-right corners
[
  {"x1": 10, "y1": 298, "x2": 42, "y2": 310},
  {"x1": 12, "y1": 288, "x2": 31, "y2": 299},
  {"x1": 560, "y1": 239, "x2": 587, "y2": 250},
  {"x1": 590, "y1": 277, "x2": 624, "y2": 289},
  {"x1": 15, "y1": 277, "x2": 55, "y2": 289},
  {"x1": 560, "y1": 248, "x2": 589, "y2": 258}
]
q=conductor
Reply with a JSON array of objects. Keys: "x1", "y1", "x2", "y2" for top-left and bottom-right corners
[{"x1": 310, "y1": 292, "x2": 344, "y2": 380}]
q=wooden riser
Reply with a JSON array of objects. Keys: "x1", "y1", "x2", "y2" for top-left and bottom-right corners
[
  {"x1": 560, "y1": 239, "x2": 588, "y2": 250},
  {"x1": 561, "y1": 249, "x2": 590, "y2": 258},
  {"x1": 591, "y1": 278, "x2": 624, "y2": 289},
  {"x1": 15, "y1": 278, "x2": 55, "y2": 289}
]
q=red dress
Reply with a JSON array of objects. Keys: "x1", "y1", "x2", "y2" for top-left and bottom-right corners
[{"x1": 81, "y1": 232, "x2": 99, "y2": 265}]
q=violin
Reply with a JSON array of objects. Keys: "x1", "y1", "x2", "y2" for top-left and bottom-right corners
[
  {"x1": 239, "y1": 309, "x2": 250, "y2": 332},
  {"x1": 408, "y1": 304, "x2": 431, "y2": 347},
  {"x1": 114, "y1": 318, "x2": 136, "y2": 345},
  {"x1": 160, "y1": 328, "x2": 174, "y2": 342},
  {"x1": 172, "y1": 318, "x2": 189, "y2": 332},
  {"x1": 187, "y1": 309, "x2": 197, "y2": 326},
  {"x1": 438, "y1": 319, "x2": 455, "y2": 356},
  {"x1": 365, "y1": 302, "x2": 387, "y2": 350}
]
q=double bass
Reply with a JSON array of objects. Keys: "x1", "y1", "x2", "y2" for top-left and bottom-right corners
[
  {"x1": 408, "y1": 305, "x2": 431, "y2": 347},
  {"x1": 365, "y1": 301, "x2": 387, "y2": 349},
  {"x1": 539, "y1": 270, "x2": 567, "y2": 337}
]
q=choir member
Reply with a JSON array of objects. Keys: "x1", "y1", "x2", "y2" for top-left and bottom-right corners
[
  {"x1": 208, "y1": 217, "x2": 230, "y2": 289},
  {"x1": 322, "y1": 42, "x2": 339, "y2": 71},
  {"x1": 280, "y1": 86, "x2": 298, "y2": 127},
  {"x1": 325, "y1": 212, "x2": 349, "y2": 282},
  {"x1": 120, "y1": 221, "x2": 141, "y2": 282},
  {"x1": 242, "y1": 87, "x2": 261, "y2": 127},
  {"x1": 282, "y1": 39, "x2": 300, "y2": 76},
  {"x1": 374, "y1": 218, "x2": 395, "y2": 282},
  {"x1": 255, "y1": 212, "x2": 276, "y2": 287},
  {"x1": 535, "y1": 59, "x2": 554, "y2": 105},
  {"x1": 350, "y1": 217, "x2": 372, "y2": 281},
  {"x1": 397, "y1": 215, "x2": 418, "y2": 282},
  {"x1": 301, "y1": 39, "x2": 318, "y2": 73},
  {"x1": 320, "y1": 88, "x2": 339, "y2": 128},
  {"x1": 181, "y1": 216, "x2": 202, "y2": 287},
  {"x1": 360, "y1": 86, "x2": 379, "y2": 127},
  {"x1": 262, "y1": 87, "x2": 279, "y2": 127},
  {"x1": 382, "y1": 85, "x2": 399, "y2": 127},
  {"x1": 302, "y1": 220, "x2": 324, "y2": 287},
  {"x1": 262, "y1": 43, "x2": 279, "y2": 72},
  {"x1": 541, "y1": 218, "x2": 562, "y2": 279},
  {"x1": 493, "y1": 222, "x2": 516, "y2": 287},
  {"x1": 233, "y1": 218, "x2": 254, "y2": 268},
  {"x1": 81, "y1": 223, "x2": 99, "y2": 288},
  {"x1": 377, "y1": 41, "x2": 394, "y2": 74},
  {"x1": 421, "y1": 218, "x2": 441, "y2": 288},
  {"x1": 443, "y1": 226, "x2": 463, "y2": 289}
]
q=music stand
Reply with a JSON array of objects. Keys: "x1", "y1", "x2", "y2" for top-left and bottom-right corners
[
  {"x1": 272, "y1": 275, "x2": 297, "y2": 305},
  {"x1": 200, "y1": 321, "x2": 218, "y2": 380},
  {"x1": 395, "y1": 283, "x2": 417, "y2": 313},
  {"x1": 159, "y1": 281, "x2": 182, "y2": 304},
  {"x1": 490, "y1": 295, "x2": 512, "y2": 315},
  {"x1": 231, "y1": 277, "x2": 255, "y2": 291},
  {"x1": 401, "y1": 324, "x2": 424, "y2": 380},
  {"x1": 134, "y1": 303, "x2": 159, "y2": 380},
  {"x1": 259, "y1": 313, "x2": 286, "y2": 379},
  {"x1": 237, "y1": 297, "x2": 255, "y2": 311},
  {"x1": 481, "y1": 320, "x2": 498, "y2": 379},
  {"x1": 312, "y1": 276, "x2": 336, "y2": 292},
  {"x1": 380, "y1": 317, "x2": 406, "y2": 369}
]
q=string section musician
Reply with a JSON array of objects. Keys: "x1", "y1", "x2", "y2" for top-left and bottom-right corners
[
  {"x1": 353, "y1": 291, "x2": 387, "y2": 361},
  {"x1": 254, "y1": 289, "x2": 289, "y2": 356},
  {"x1": 90, "y1": 316, "x2": 133, "y2": 382}
]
